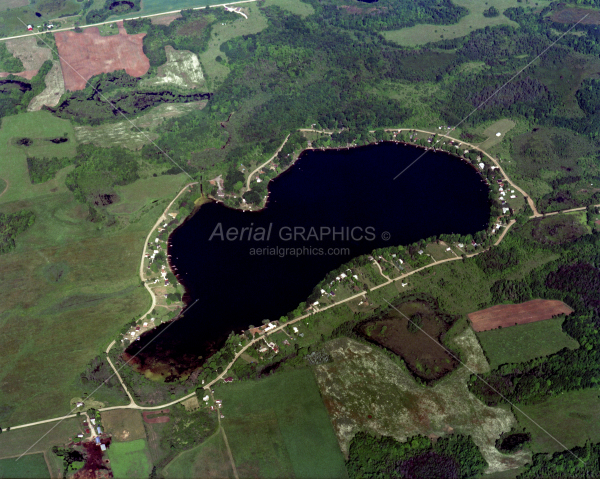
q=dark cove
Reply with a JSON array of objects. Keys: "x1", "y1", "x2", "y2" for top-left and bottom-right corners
[{"x1": 126, "y1": 142, "x2": 490, "y2": 377}]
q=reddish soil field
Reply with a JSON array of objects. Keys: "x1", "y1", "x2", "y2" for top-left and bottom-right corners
[
  {"x1": 143, "y1": 409, "x2": 170, "y2": 424},
  {"x1": 551, "y1": 7, "x2": 600, "y2": 25},
  {"x1": 55, "y1": 21, "x2": 149, "y2": 91},
  {"x1": 468, "y1": 299, "x2": 574, "y2": 332}
]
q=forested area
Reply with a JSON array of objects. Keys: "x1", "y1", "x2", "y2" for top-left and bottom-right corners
[
  {"x1": 65, "y1": 144, "x2": 139, "y2": 205},
  {"x1": 346, "y1": 432, "x2": 486, "y2": 479},
  {"x1": 0, "y1": 210, "x2": 35, "y2": 254}
]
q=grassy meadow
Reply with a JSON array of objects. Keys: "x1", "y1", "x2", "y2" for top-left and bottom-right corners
[
  {"x1": 383, "y1": 0, "x2": 551, "y2": 46},
  {"x1": 107, "y1": 439, "x2": 153, "y2": 479},
  {"x1": 0, "y1": 418, "x2": 81, "y2": 458},
  {"x1": 163, "y1": 431, "x2": 235, "y2": 479},
  {"x1": 513, "y1": 388, "x2": 600, "y2": 453},
  {"x1": 476, "y1": 316, "x2": 580, "y2": 369},
  {"x1": 0, "y1": 454, "x2": 49, "y2": 479},
  {"x1": 217, "y1": 368, "x2": 348, "y2": 479},
  {"x1": 0, "y1": 109, "x2": 190, "y2": 424}
]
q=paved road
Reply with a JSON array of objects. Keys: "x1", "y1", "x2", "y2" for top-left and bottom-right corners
[{"x1": 0, "y1": 0, "x2": 257, "y2": 42}]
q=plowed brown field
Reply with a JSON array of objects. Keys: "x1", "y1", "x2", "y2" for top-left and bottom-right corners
[
  {"x1": 55, "y1": 21, "x2": 149, "y2": 91},
  {"x1": 143, "y1": 409, "x2": 170, "y2": 424},
  {"x1": 468, "y1": 299, "x2": 574, "y2": 332}
]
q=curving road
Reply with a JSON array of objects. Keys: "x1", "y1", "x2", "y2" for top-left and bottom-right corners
[{"x1": 246, "y1": 134, "x2": 290, "y2": 191}]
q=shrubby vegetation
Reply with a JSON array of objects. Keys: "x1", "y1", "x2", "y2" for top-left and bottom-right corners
[
  {"x1": 86, "y1": 0, "x2": 141, "y2": 24},
  {"x1": 27, "y1": 156, "x2": 74, "y2": 184},
  {"x1": 0, "y1": 42, "x2": 23, "y2": 73},
  {"x1": 0, "y1": 210, "x2": 35, "y2": 254},
  {"x1": 346, "y1": 432, "x2": 486, "y2": 479}
]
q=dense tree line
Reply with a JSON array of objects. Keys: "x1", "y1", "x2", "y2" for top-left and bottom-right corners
[
  {"x1": 49, "y1": 69, "x2": 211, "y2": 125},
  {"x1": 0, "y1": 210, "x2": 35, "y2": 254},
  {"x1": 346, "y1": 432, "x2": 486, "y2": 479}
]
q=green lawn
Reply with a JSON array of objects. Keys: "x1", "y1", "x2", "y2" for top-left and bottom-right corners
[
  {"x1": 0, "y1": 454, "x2": 50, "y2": 479},
  {"x1": 513, "y1": 388, "x2": 600, "y2": 453},
  {"x1": 107, "y1": 439, "x2": 153, "y2": 479},
  {"x1": 0, "y1": 418, "x2": 81, "y2": 459},
  {"x1": 0, "y1": 111, "x2": 78, "y2": 206},
  {"x1": 163, "y1": 431, "x2": 234, "y2": 479},
  {"x1": 383, "y1": 0, "x2": 551, "y2": 46},
  {"x1": 262, "y1": 0, "x2": 314, "y2": 17},
  {"x1": 476, "y1": 316, "x2": 580, "y2": 369},
  {"x1": 218, "y1": 368, "x2": 348, "y2": 479}
]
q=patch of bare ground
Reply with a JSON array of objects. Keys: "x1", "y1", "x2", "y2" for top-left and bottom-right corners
[
  {"x1": 551, "y1": 7, "x2": 600, "y2": 25},
  {"x1": 5, "y1": 0, "x2": 29, "y2": 7},
  {"x1": 151, "y1": 13, "x2": 182, "y2": 25},
  {"x1": 141, "y1": 46, "x2": 204, "y2": 89},
  {"x1": 314, "y1": 331, "x2": 531, "y2": 474},
  {"x1": 55, "y1": 22, "x2": 149, "y2": 91},
  {"x1": 176, "y1": 18, "x2": 209, "y2": 36},
  {"x1": 28, "y1": 60, "x2": 66, "y2": 111},
  {"x1": 0, "y1": 70, "x2": 38, "y2": 79},
  {"x1": 5, "y1": 36, "x2": 52, "y2": 70}
]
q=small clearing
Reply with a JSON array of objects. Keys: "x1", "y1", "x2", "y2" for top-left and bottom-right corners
[
  {"x1": 151, "y1": 14, "x2": 182, "y2": 25},
  {"x1": 468, "y1": 299, "x2": 574, "y2": 332},
  {"x1": 28, "y1": 61, "x2": 66, "y2": 111}
]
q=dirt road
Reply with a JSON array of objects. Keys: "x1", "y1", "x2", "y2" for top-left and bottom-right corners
[{"x1": 246, "y1": 134, "x2": 290, "y2": 191}]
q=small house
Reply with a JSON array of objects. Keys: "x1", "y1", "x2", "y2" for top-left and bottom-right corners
[
  {"x1": 100, "y1": 444, "x2": 106, "y2": 451},
  {"x1": 27, "y1": 25, "x2": 33, "y2": 31},
  {"x1": 95, "y1": 437, "x2": 100, "y2": 444}
]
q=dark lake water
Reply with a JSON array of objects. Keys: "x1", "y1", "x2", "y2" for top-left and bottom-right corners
[{"x1": 126, "y1": 142, "x2": 491, "y2": 377}]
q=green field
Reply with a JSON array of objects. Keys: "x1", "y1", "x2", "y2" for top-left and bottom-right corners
[
  {"x1": 218, "y1": 368, "x2": 348, "y2": 479},
  {"x1": 476, "y1": 316, "x2": 580, "y2": 369},
  {"x1": 0, "y1": 418, "x2": 81, "y2": 458},
  {"x1": 163, "y1": 431, "x2": 234, "y2": 479},
  {"x1": 112, "y1": 0, "x2": 255, "y2": 20},
  {"x1": 514, "y1": 388, "x2": 600, "y2": 453},
  {"x1": 0, "y1": 454, "x2": 50, "y2": 479},
  {"x1": 383, "y1": 0, "x2": 550, "y2": 46},
  {"x1": 262, "y1": 0, "x2": 314, "y2": 17},
  {"x1": 0, "y1": 110, "x2": 190, "y2": 424},
  {"x1": 0, "y1": 111, "x2": 78, "y2": 205},
  {"x1": 107, "y1": 439, "x2": 153, "y2": 479}
]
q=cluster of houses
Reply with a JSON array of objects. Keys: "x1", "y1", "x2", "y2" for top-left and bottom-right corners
[{"x1": 124, "y1": 318, "x2": 155, "y2": 341}]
